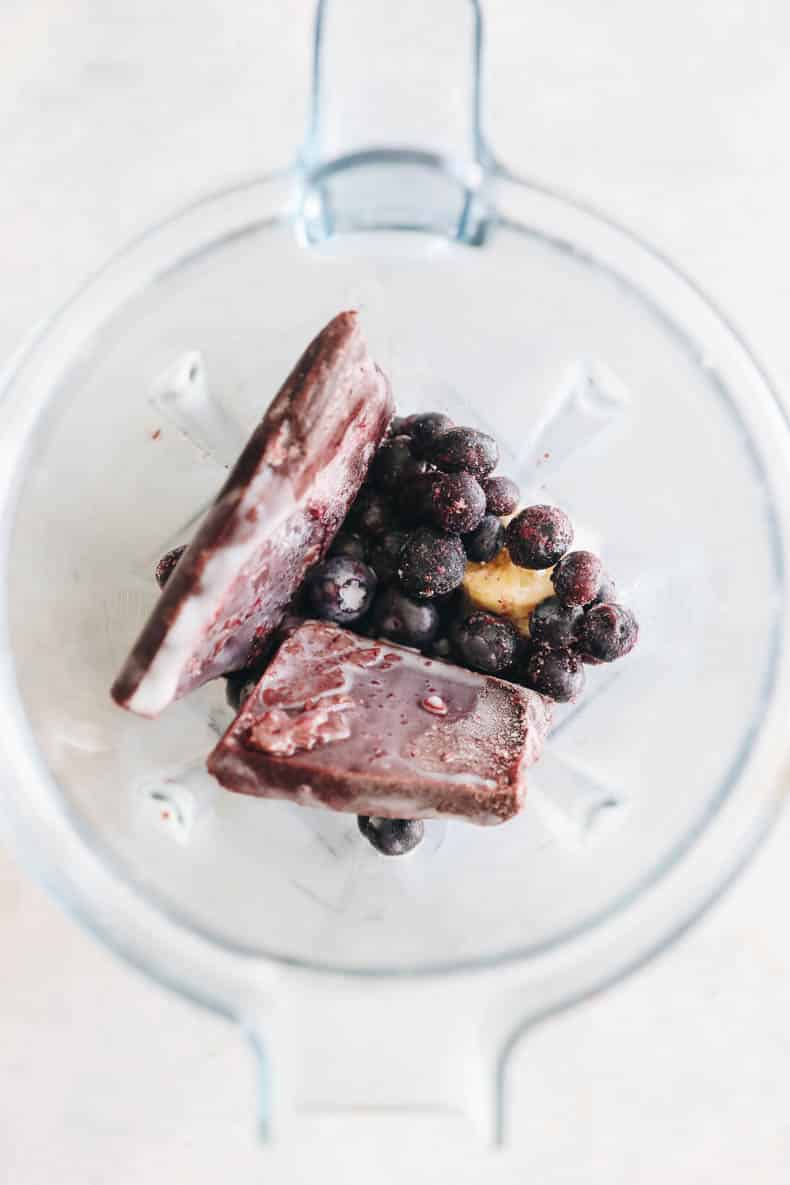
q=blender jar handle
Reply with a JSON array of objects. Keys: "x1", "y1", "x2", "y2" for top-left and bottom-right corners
[
  {"x1": 245, "y1": 972, "x2": 512, "y2": 1144},
  {"x1": 302, "y1": 0, "x2": 490, "y2": 173},
  {"x1": 298, "y1": 0, "x2": 493, "y2": 243}
]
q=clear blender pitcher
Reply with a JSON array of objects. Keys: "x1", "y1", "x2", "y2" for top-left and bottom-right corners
[{"x1": 1, "y1": 0, "x2": 789, "y2": 1144}]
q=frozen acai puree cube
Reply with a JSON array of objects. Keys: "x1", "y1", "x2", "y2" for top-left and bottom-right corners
[{"x1": 207, "y1": 620, "x2": 553, "y2": 824}]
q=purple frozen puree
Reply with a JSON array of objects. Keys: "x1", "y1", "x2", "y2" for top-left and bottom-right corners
[
  {"x1": 112, "y1": 312, "x2": 393, "y2": 717},
  {"x1": 207, "y1": 621, "x2": 552, "y2": 825}
]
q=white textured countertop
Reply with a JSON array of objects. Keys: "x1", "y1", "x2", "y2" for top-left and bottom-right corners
[{"x1": 3, "y1": 2, "x2": 790, "y2": 1180}]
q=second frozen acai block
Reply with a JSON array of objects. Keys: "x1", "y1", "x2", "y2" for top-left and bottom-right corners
[{"x1": 112, "y1": 312, "x2": 393, "y2": 716}]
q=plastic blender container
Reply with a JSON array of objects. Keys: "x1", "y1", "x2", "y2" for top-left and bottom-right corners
[{"x1": 0, "y1": 0, "x2": 789, "y2": 1144}]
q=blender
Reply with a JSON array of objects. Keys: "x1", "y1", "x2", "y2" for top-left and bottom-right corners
[{"x1": 1, "y1": 0, "x2": 789, "y2": 1144}]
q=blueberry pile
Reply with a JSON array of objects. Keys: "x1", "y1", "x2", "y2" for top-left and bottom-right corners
[
  {"x1": 304, "y1": 417, "x2": 637, "y2": 743},
  {"x1": 303, "y1": 418, "x2": 637, "y2": 698},
  {"x1": 155, "y1": 410, "x2": 639, "y2": 856},
  {"x1": 305, "y1": 416, "x2": 505, "y2": 648},
  {"x1": 499, "y1": 506, "x2": 638, "y2": 702}
]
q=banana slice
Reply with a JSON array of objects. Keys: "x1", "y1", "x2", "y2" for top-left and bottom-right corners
[{"x1": 463, "y1": 548, "x2": 554, "y2": 634}]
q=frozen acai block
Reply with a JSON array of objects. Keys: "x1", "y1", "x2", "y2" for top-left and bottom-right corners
[
  {"x1": 207, "y1": 620, "x2": 552, "y2": 824},
  {"x1": 112, "y1": 312, "x2": 393, "y2": 717}
]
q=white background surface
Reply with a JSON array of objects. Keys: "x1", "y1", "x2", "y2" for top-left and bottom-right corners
[{"x1": 2, "y1": 1, "x2": 790, "y2": 1181}]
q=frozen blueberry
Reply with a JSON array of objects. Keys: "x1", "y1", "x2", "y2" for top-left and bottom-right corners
[
  {"x1": 349, "y1": 487, "x2": 398, "y2": 537},
  {"x1": 463, "y1": 514, "x2": 505, "y2": 563},
  {"x1": 529, "y1": 596, "x2": 582, "y2": 649},
  {"x1": 481, "y1": 475, "x2": 520, "y2": 516},
  {"x1": 505, "y1": 505, "x2": 573, "y2": 570},
  {"x1": 552, "y1": 550, "x2": 603, "y2": 607},
  {"x1": 429, "y1": 471, "x2": 486, "y2": 534},
  {"x1": 427, "y1": 426, "x2": 499, "y2": 479},
  {"x1": 388, "y1": 415, "x2": 411, "y2": 438},
  {"x1": 575, "y1": 602, "x2": 639, "y2": 663},
  {"x1": 368, "y1": 530, "x2": 408, "y2": 583},
  {"x1": 522, "y1": 646, "x2": 585, "y2": 703},
  {"x1": 432, "y1": 587, "x2": 465, "y2": 643},
  {"x1": 225, "y1": 670, "x2": 260, "y2": 712},
  {"x1": 274, "y1": 608, "x2": 306, "y2": 643},
  {"x1": 396, "y1": 470, "x2": 440, "y2": 526},
  {"x1": 370, "y1": 436, "x2": 423, "y2": 492},
  {"x1": 399, "y1": 527, "x2": 467, "y2": 599},
  {"x1": 329, "y1": 531, "x2": 367, "y2": 562},
  {"x1": 430, "y1": 635, "x2": 453, "y2": 660},
  {"x1": 435, "y1": 584, "x2": 465, "y2": 622},
  {"x1": 407, "y1": 412, "x2": 455, "y2": 458},
  {"x1": 369, "y1": 586, "x2": 440, "y2": 649},
  {"x1": 358, "y1": 815, "x2": 425, "y2": 856},
  {"x1": 593, "y1": 572, "x2": 617, "y2": 605},
  {"x1": 154, "y1": 545, "x2": 186, "y2": 588},
  {"x1": 306, "y1": 557, "x2": 377, "y2": 624},
  {"x1": 452, "y1": 611, "x2": 519, "y2": 674}
]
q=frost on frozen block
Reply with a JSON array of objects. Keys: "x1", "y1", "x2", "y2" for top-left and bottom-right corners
[
  {"x1": 207, "y1": 620, "x2": 553, "y2": 825},
  {"x1": 112, "y1": 312, "x2": 394, "y2": 717}
]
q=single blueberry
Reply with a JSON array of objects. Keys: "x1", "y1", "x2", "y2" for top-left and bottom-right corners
[
  {"x1": 431, "y1": 636, "x2": 453, "y2": 660},
  {"x1": 370, "y1": 435, "x2": 422, "y2": 492},
  {"x1": 328, "y1": 531, "x2": 367, "y2": 562},
  {"x1": 481, "y1": 475, "x2": 520, "y2": 516},
  {"x1": 358, "y1": 815, "x2": 425, "y2": 856},
  {"x1": 463, "y1": 514, "x2": 505, "y2": 563},
  {"x1": 368, "y1": 530, "x2": 408, "y2": 583},
  {"x1": 552, "y1": 550, "x2": 603, "y2": 607},
  {"x1": 154, "y1": 545, "x2": 186, "y2": 588},
  {"x1": 593, "y1": 572, "x2": 617, "y2": 605},
  {"x1": 369, "y1": 586, "x2": 440, "y2": 649},
  {"x1": 451, "y1": 610, "x2": 519, "y2": 674},
  {"x1": 426, "y1": 426, "x2": 499, "y2": 479},
  {"x1": 429, "y1": 471, "x2": 486, "y2": 534},
  {"x1": 529, "y1": 596, "x2": 583, "y2": 650},
  {"x1": 522, "y1": 645, "x2": 585, "y2": 702},
  {"x1": 306, "y1": 556, "x2": 377, "y2": 624},
  {"x1": 348, "y1": 487, "x2": 398, "y2": 537},
  {"x1": 398, "y1": 526, "x2": 467, "y2": 599},
  {"x1": 505, "y1": 505, "x2": 573, "y2": 570},
  {"x1": 387, "y1": 415, "x2": 411, "y2": 438},
  {"x1": 575, "y1": 602, "x2": 639, "y2": 663},
  {"x1": 225, "y1": 671, "x2": 260, "y2": 712},
  {"x1": 396, "y1": 470, "x2": 440, "y2": 526},
  {"x1": 407, "y1": 412, "x2": 455, "y2": 458}
]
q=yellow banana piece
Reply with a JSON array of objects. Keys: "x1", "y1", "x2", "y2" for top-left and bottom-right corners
[{"x1": 463, "y1": 547, "x2": 554, "y2": 635}]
